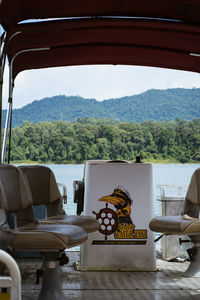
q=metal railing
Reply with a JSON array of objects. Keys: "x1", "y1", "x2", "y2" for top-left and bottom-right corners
[{"x1": 0, "y1": 249, "x2": 21, "y2": 300}]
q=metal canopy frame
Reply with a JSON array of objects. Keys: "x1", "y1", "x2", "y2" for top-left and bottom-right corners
[
  {"x1": 0, "y1": 31, "x2": 7, "y2": 163},
  {"x1": 4, "y1": 18, "x2": 200, "y2": 80},
  {"x1": 1, "y1": 46, "x2": 50, "y2": 163}
]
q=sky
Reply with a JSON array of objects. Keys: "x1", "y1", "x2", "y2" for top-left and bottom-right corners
[{"x1": 2, "y1": 63, "x2": 200, "y2": 109}]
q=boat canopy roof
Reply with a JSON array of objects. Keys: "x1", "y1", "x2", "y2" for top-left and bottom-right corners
[
  {"x1": 1, "y1": 0, "x2": 200, "y2": 79},
  {"x1": 5, "y1": 18, "x2": 200, "y2": 79},
  {"x1": 1, "y1": 0, "x2": 200, "y2": 31}
]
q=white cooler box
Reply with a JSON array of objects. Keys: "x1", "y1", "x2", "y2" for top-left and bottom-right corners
[{"x1": 80, "y1": 160, "x2": 156, "y2": 270}]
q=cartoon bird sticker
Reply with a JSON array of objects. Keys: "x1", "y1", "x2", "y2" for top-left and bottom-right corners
[{"x1": 98, "y1": 187, "x2": 133, "y2": 225}]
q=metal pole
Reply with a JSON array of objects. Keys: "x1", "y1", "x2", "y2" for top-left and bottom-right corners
[
  {"x1": 1, "y1": 47, "x2": 50, "y2": 163},
  {"x1": 8, "y1": 101, "x2": 13, "y2": 164},
  {"x1": 0, "y1": 249, "x2": 21, "y2": 300},
  {"x1": 1, "y1": 62, "x2": 13, "y2": 164},
  {"x1": 0, "y1": 31, "x2": 6, "y2": 164}
]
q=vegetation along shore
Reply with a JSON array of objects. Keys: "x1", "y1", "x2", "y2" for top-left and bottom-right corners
[{"x1": 7, "y1": 118, "x2": 200, "y2": 164}]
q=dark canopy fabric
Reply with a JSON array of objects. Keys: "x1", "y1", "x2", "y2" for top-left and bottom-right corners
[
  {"x1": 5, "y1": 18, "x2": 200, "y2": 78},
  {"x1": 1, "y1": 0, "x2": 200, "y2": 30},
  {"x1": 11, "y1": 44, "x2": 200, "y2": 79},
  {"x1": 6, "y1": 19, "x2": 200, "y2": 57},
  {"x1": 1, "y1": 1, "x2": 200, "y2": 78}
]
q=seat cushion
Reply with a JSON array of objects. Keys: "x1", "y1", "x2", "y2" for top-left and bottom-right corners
[
  {"x1": 41, "y1": 214, "x2": 100, "y2": 233},
  {"x1": 12, "y1": 223, "x2": 87, "y2": 250},
  {"x1": 149, "y1": 215, "x2": 200, "y2": 235}
]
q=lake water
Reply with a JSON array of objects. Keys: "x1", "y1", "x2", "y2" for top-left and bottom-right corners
[{"x1": 45, "y1": 163, "x2": 200, "y2": 216}]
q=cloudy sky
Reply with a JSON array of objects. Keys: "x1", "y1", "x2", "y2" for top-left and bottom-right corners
[{"x1": 2, "y1": 63, "x2": 200, "y2": 109}]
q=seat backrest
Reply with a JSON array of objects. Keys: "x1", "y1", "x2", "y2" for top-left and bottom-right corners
[
  {"x1": 184, "y1": 168, "x2": 200, "y2": 218},
  {"x1": 0, "y1": 165, "x2": 33, "y2": 213},
  {"x1": 0, "y1": 164, "x2": 38, "y2": 227},
  {"x1": 18, "y1": 165, "x2": 61, "y2": 205},
  {"x1": 19, "y1": 165, "x2": 65, "y2": 218}
]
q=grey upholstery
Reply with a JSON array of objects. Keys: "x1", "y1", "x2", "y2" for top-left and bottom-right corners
[
  {"x1": 0, "y1": 165, "x2": 33, "y2": 212},
  {"x1": 0, "y1": 164, "x2": 88, "y2": 300},
  {"x1": 19, "y1": 165, "x2": 100, "y2": 233},
  {"x1": 149, "y1": 214, "x2": 200, "y2": 235},
  {"x1": 13, "y1": 223, "x2": 87, "y2": 250},
  {"x1": 46, "y1": 214, "x2": 100, "y2": 233},
  {"x1": 0, "y1": 165, "x2": 88, "y2": 249},
  {"x1": 149, "y1": 168, "x2": 200, "y2": 276},
  {"x1": 149, "y1": 168, "x2": 200, "y2": 235}
]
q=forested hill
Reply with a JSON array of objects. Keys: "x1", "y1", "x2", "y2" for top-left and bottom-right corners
[{"x1": 3, "y1": 88, "x2": 200, "y2": 127}]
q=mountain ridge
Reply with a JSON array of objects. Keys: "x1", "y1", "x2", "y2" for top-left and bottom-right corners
[{"x1": 3, "y1": 88, "x2": 200, "y2": 127}]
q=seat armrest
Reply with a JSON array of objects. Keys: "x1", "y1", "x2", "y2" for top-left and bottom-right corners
[{"x1": 57, "y1": 183, "x2": 67, "y2": 204}]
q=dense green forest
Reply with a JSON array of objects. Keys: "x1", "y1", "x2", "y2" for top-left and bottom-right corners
[
  {"x1": 3, "y1": 88, "x2": 200, "y2": 127},
  {"x1": 8, "y1": 118, "x2": 200, "y2": 164}
]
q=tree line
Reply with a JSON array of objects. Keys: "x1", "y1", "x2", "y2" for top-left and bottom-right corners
[{"x1": 7, "y1": 118, "x2": 200, "y2": 164}]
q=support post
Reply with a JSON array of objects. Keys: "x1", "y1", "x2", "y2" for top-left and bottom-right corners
[
  {"x1": 0, "y1": 31, "x2": 6, "y2": 164},
  {"x1": 1, "y1": 46, "x2": 49, "y2": 163},
  {"x1": 1, "y1": 62, "x2": 13, "y2": 164}
]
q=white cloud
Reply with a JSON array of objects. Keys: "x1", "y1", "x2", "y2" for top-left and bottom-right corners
[{"x1": 2, "y1": 64, "x2": 200, "y2": 109}]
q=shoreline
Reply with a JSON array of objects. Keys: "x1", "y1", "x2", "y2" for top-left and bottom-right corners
[{"x1": 11, "y1": 159, "x2": 200, "y2": 165}]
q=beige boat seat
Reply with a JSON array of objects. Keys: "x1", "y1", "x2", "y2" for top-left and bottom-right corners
[
  {"x1": 0, "y1": 164, "x2": 87, "y2": 300},
  {"x1": 18, "y1": 165, "x2": 100, "y2": 233},
  {"x1": 149, "y1": 168, "x2": 200, "y2": 276}
]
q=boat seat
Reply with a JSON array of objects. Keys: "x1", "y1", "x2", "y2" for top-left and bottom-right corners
[
  {"x1": 149, "y1": 214, "x2": 200, "y2": 235},
  {"x1": 149, "y1": 168, "x2": 200, "y2": 276},
  {"x1": 0, "y1": 164, "x2": 87, "y2": 300},
  {"x1": 18, "y1": 165, "x2": 100, "y2": 233}
]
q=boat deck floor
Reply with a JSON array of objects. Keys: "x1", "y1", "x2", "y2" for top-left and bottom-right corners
[{"x1": 15, "y1": 251, "x2": 200, "y2": 300}]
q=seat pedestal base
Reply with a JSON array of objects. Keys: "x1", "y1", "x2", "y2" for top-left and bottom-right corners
[
  {"x1": 183, "y1": 236, "x2": 200, "y2": 277},
  {"x1": 37, "y1": 267, "x2": 66, "y2": 300}
]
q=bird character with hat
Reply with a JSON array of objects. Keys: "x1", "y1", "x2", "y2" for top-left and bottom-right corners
[{"x1": 99, "y1": 186, "x2": 133, "y2": 225}]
